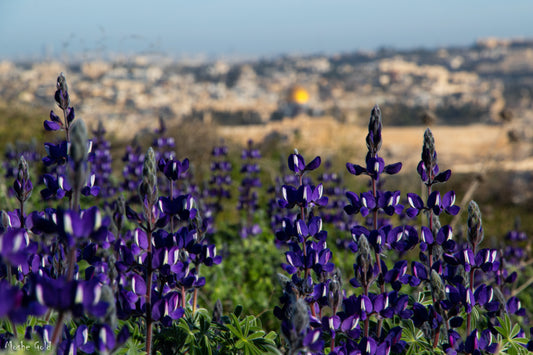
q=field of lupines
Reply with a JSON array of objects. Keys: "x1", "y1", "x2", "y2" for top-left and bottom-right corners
[{"x1": 0, "y1": 73, "x2": 532, "y2": 355}]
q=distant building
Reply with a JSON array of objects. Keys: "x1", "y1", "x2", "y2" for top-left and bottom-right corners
[{"x1": 271, "y1": 85, "x2": 322, "y2": 120}]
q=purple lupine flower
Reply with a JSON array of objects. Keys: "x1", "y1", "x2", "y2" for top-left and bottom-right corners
[
  {"x1": 158, "y1": 157, "x2": 189, "y2": 182},
  {"x1": 474, "y1": 284, "x2": 501, "y2": 312},
  {"x1": 13, "y1": 156, "x2": 32, "y2": 204},
  {"x1": 0, "y1": 228, "x2": 30, "y2": 266},
  {"x1": 418, "y1": 128, "x2": 451, "y2": 186},
  {"x1": 506, "y1": 296, "x2": 526, "y2": 316},
  {"x1": 238, "y1": 140, "x2": 262, "y2": 238},
  {"x1": 346, "y1": 155, "x2": 402, "y2": 181},
  {"x1": 121, "y1": 142, "x2": 144, "y2": 202},
  {"x1": 44, "y1": 110, "x2": 64, "y2": 131},
  {"x1": 55, "y1": 73, "x2": 70, "y2": 110},
  {"x1": 279, "y1": 183, "x2": 328, "y2": 209},
  {"x1": 419, "y1": 225, "x2": 456, "y2": 253},
  {"x1": 344, "y1": 191, "x2": 362, "y2": 215},
  {"x1": 387, "y1": 225, "x2": 419, "y2": 254},
  {"x1": 406, "y1": 190, "x2": 459, "y2": 217},
  {"x1": 288, "y1": 151, "x2": 321, "y2": 175},
  {"x1": 35, "y1": 276, "x2": 108, "y2": 318},
  {"x1": 42, "y1": 141, "x2": 68, "y2": 166},
  {"x1": 81, "y1": 173, "x2": 100, "y2": 197},
  {"x1": 91, "y1": 120, "x2": 116, "y2": 198},
  {"x1": 152, "y1": 292, "x2": 184, "y2": 326},
  {"x1": 158, "y1": 194, "x2": 197, "y2": 222}
]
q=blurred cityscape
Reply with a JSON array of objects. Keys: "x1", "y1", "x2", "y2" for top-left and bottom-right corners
[{"x1": 1, "y1": 37, "x2": 533, "y2": 139}]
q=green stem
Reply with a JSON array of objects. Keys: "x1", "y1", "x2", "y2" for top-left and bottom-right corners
[
  {"x1": 193, "y1": 288, "x2": 198, "y2": 313},
  {"x1": 146, "y1": 228, "x2": 153, "y2": 355},
  {"x1": 51, "y1": 311, "x2": 65, "y2": 345},
  {"x1": 467, "y1": 243, "x2": 476, "y2": 336},
  {"x1": 433, "y1": 327, "x2": 440, "y2": 348},
  {"x1": 371, "y1": 177, "x2": 385, "y2": 338}
]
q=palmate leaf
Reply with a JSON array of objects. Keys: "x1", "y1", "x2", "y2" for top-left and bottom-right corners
[
  {"x1": 401, "y1": 319, "x2": 437, "y2": 355},
  {"x1": 227, "y1": 313, "x2": 244, "y2": 338},
  {"x1": 494, "y1": 314, "x2": 530, "y2": 355},
  {"x1": 224, "y1": 310, "x2": 280, "y2": 355}
]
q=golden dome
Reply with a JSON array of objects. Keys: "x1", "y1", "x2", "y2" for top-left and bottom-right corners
[{"x1": 289, "y1": 86, "x2": 309, "y2": 105}]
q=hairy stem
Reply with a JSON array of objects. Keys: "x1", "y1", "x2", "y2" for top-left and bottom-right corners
[
  {"x1": 192, "y1": 288, "x2": 198, "y2": 314},
  {"x1": 433, "y1": 327, "x2": 440, "y2": 348},
  {"x1": 181, "y1": 286, "x2": 186, "y2": 308},
  {"x1": 51, "y1": 311, "x2": 65, "y2": 345}
]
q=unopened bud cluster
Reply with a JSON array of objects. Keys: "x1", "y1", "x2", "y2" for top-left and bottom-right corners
[{"x1": 467, "y1": 200, "x2": 484, "y2": 248}]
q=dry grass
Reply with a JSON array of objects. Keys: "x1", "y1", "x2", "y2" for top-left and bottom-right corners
[{"x1": 217, "y1": 116, "x2": 529, "y2": 174}]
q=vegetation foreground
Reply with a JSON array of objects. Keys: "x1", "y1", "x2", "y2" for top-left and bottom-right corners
[{"x1": 0, "y1": 74, "x2": 532, "y2": 354}]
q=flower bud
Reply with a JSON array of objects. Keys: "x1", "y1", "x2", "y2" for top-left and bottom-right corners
[
  {"x1": 422, "y1": 128, "x2": 436, "y2": 173},
  {"x1": 0, "y1": 210, "x2": 10, "y2": 232},
  {"x1": 139, "y1": 147, "x2": 158, "y2": 205},
  {"x1": 55, "y1": 73, "x2": 70, "y2": 110},
  {"x1": 69, "y1": 119, "x2": 89, "y2": 190},
  {"x1": 70, "y1": 120, "x2": 88, "y2": 164},
  {"x1": 17, "y1": 155, "x2": 29, "y2": 182},
  {"x1": 328, "y1": 269, "x2": 343, "y2": 312},
  {"x1": 366, "y1": 105, "x2": 382, "y2": 155},
  {"x1": 431, "y1": 213, "x2": 441, "y2": 236},
  {"x1": 430, "y1": 269, "x2": 446, "y2": 303},
  {"x1": 467, "y1": 200, "x2": 483, "y2": 248},
  {"x1": 292, "y1": 298, "x2": 310, "y2": 335},
  {"x1": 14, "y1": 155, "x2": 32, "y2": 202},
  {"x1": 357, "y1": 235, "x2": 372, "y2": 272},
  {"x1": 212, "y1": 299, "x2": 223, "y2": 324}
]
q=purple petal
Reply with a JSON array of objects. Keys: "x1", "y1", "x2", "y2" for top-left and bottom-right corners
[
  {"x1": 407, "y1": 193, "x2": 424, "y2": 209},
  {"x1": 132, "y1": 274, "x2": 146, "y2": 295},
  {"x1": 305, "y1": 156, "x2": 321, "y2": 171},
  {"x1": 44, "y1": 120, "x2": 62, "y2": 131},
  {"x1": 66, "y1": 107, "x2": 75, "y2": 123},
  {"x1": 296, "y1": 219, "x2": 308, "y2": 236},
  {"x1": 427, "y1": 191, "x2": 441, "y2": 208},
  {"x1": 346, "y1": 163, "x2": 366, "y2": 175},
  {"x1": 421, "y1": 226, "x2": 434, "y2": 244},
  {"x1": 447, "y1": 205, "x2": 460, "y2": 216},
  {"x1": 384, "y1": 162, "x2": 402, "y2": 175},
  {"x1": 50, "y1": 110, "x2": 61, "y2": 122},
  {"x1": 288, "y1": 154, "x2": 305, "y2": 173},
  {"x1": 417, "y1": 161, "x2": 428, "y2": 181},
  {"x1": 435, "y1": 169, "x2": 452, "y2": 183}
]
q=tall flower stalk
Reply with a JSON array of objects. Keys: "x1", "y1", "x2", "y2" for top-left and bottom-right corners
[
  {"x1": 13, "y1": 156, "x2": 32, "y2": 229},
  {"x1": 344, "y1": 105, "x2": 403, "y2": 337},
  {"x1": 466, "y1": 200, "x2": 483, "y2": 335},
  {"x1": 138, "y1": 147, "x2": 158, "y2": 355}
]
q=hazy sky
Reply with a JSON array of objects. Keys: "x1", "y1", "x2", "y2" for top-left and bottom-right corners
[{"x1": 1, "y1": 0, "x2": 532, "y2": 60}]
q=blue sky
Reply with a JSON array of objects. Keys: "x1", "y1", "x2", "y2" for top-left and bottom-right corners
[{"x1": 1, "y1": 0, "x2": 532, "y2": 59}]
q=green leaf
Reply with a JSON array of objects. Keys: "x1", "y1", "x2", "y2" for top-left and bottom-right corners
[
  {"x1": 512, "y1": 337, "x2": 530, "y2": 345},
  {"x1": 510, "y1": 324, "x2": 521, "y2": 339},
  {"x1": 226, "y1": 321, "x2": 243, "y2": 338},
  {"x1": 264, "y1": 331, "x2": 277, "y2": 341},
  {"x1": 236, "y1": 339, "x2": 245, "y2": 349},
  {"x1": 246, "y1": 331, "x2": 266, "y2": 340}
]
